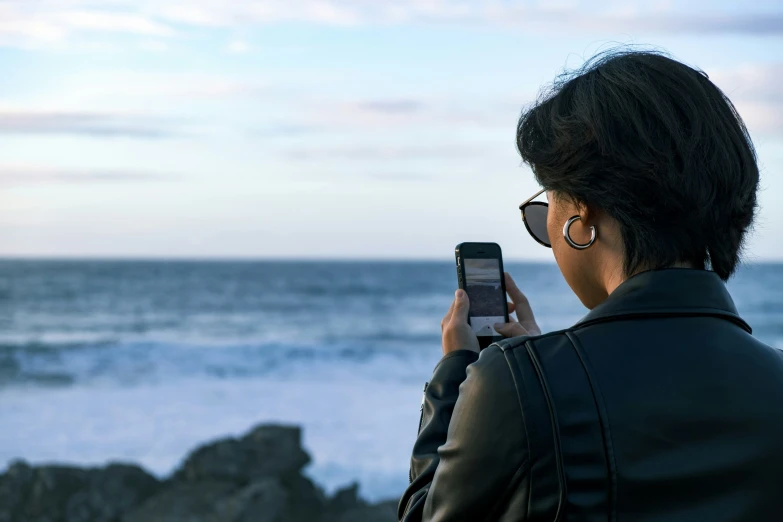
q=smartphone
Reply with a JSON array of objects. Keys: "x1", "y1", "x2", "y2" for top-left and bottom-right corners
[{"x1": 455, "y1": 242, "x2": 510, "y2": 349}]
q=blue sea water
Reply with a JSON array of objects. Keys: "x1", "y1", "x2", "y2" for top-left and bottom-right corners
[{"x1": 1, "y1": 260, "x2": 782, "y2": 500}]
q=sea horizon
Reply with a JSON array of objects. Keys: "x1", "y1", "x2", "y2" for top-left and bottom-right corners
[{"x1": 2, "y1": 257, "x2": 783, "y2": 265}]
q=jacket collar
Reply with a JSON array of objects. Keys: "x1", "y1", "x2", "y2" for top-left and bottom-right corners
[{"x1": 575, "y1": 268, "x2": 752, "y2": 333}]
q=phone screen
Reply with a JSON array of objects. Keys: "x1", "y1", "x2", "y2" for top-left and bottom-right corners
[{"x1": 463, "y1": 258, "x2": 506, "y2": 336}]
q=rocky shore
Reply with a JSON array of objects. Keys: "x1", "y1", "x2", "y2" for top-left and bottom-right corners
[{"x1": 0, "y1": 423, "x2": 399, "y2": 522}]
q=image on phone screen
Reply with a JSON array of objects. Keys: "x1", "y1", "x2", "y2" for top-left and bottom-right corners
[{"x1": 463, "y1": 258, "x2": 505, "y2": 336}]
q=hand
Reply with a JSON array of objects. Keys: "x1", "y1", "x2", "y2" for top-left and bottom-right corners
[
  {"x1": 441, "y1": 289, "x2": 480, "y2": 355},
  {"x1": 494, "y1": 272, "x2": 542, "y2": 338}
]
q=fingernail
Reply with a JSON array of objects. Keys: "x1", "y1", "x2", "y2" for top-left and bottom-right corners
[{"x1": 455, "y1": 289, "x2": 465, "y2": 299}]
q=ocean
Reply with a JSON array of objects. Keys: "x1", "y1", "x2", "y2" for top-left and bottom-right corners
[{"x1": 1, "y1": 260, "x2": 782, "y2": 501}]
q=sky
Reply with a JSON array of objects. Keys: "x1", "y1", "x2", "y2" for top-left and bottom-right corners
[{"x1": 0, "y1": 0, "x2": 782, "y2": 261}]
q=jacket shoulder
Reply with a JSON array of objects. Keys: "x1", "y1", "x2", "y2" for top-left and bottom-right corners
[
  {"x1": 470, "y1": 329, "x2": 576, "y2": 389},
  {"x1": 492, "y1": 327, "x2": 574, "y2": 353}
]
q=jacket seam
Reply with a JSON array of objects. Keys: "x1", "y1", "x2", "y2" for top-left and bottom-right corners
[
  {"x1": 497, "y1": 311, "x2": 752, "y2": 357},
  {"x1": 502, "y1": 347, "x2": 534, "y2": 521},
  {"x1": 565, "y1": 330, "x2": 618, "y2": 522},
  {"x1": 402, "y1": 487, "x2": 426, "y2": 519},
  {"x1": 476, "y1": 350, "x2": 533, "y2": 522},
  {"x1": 525, "y1": 340, "x2": 567, "y2": 521},
  {"x1": 574, "y1": 310, "x2": 752, "y2": 334},
  {"x1": 495, "y1": 329, "x2": 570, "y2": 350}
]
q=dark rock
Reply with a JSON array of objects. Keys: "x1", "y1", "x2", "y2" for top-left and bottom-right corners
[
  {"x1": 125, "y1": 475, "x2": 326, "y2": 522},
  {"x1": 124, "y1": 425, "x2": 326, "y2": 522},
  {"x1": 215, "y1": 478, "x2": 287, "y2": 522},
  {"x1": 66, "y1": 463, "x2": 162, "y2": 522},
  {"x1": 0, "y1": 461, "x2": 34, "y2": 522},
  {"x1": 1, "y1": 423, "x2": 401, "y2": 522},
  {"x1": 318, "y1": 485, "x2": 398, "y2": 522},
  {"x1": 375, "y1": 499, "x2": 399, "y2": 512},
  {"x1": 122, "y1": 480, "x2": 237, "y2": 522},
  {"x1": 0, "y1": 459, "x2": 160, "y2": 522},
  {"x1": 327, "y1": 482, "x2": 362, "y2": 511},
  {"x1": 279, "y1": 473, "x2": 326, "y2": 521},
  {"x1": 327, "y1": 500, "x2": 398, "y2": 522},
  {"x1": 175, "y1": 424, "x2": 310, "y2": 484}
]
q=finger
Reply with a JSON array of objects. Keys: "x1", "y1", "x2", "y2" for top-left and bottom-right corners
[
  {"x1": 449, "y1": 289, "x2": 471, "y2": 325},
  {"x1": 507, "y1": 301, "x2": 516, "y2": 314},
  {"x1": 504, "y1": 272, "x2": 535, "y2": 320},
  {"x1": 493, "y1": 321, "x2": 529, "y2": 338},
  {"x1": 441, "y1": 297, "x2": 457, "y2": 331}
]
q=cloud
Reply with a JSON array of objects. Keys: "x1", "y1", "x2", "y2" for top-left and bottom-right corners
[
  {"x1": 493, "y1": 8, "x2": 783, "y2": 36},
  {"x1": 243, "y1": 97, "x2": 524, "y2": 140},
  {"x1": 291, "y1": 66, "x2": 783, "y2": 138},
  {"x1": 151, "y1": 1, "x2": 783, "y2": 35},
  {"x1": 0, "y1": 165, "x2": 172, "y2": 185},
  {"x1": 155, "y1": 1, "x2": 362, "y2": 27},
  {"x1": 1, "y1": 0, "x2": 781, "y2": 49},
  {"x1": 358, "y1": 100, "x2": 424, "y2": 114},
  {"x1": 0, "y1": 2, "x2": 175, "y2": 48},
  {"x1": 268, "y1": 63, "x2": 783, "y2": 142},
  {"x1": 281, "y1": 143, "x2": 497, "y2": 161},
  {"x1": 709, "y1": 63, "x2": 783, "y2": 103},
  {"x1": 734, "y1": 102, "x2": 783, "y2": 136},
  {"x1": 290, "y1": 96, "x2": 518, "y2": 132},
  {"x1": 60, "y1": 71, "x2": 270, "y2": 100},
  {"x1": 148, "y1": 1, "x2": 783, "y2": 34},
  {"x1": 0, "y1": 111, "x2": 178, "y2": 138},
  {"x1": 226, "y1": 40, "x2": 250, "y2": 53},
  {"x1": 370, "y1": 172, "x2": 438, "y2": 181},
  {"x1": 708, "y1": 63, "x2": 783, "y2": 136},
  {"x1": 138, "y1": 40, "x2": 170, "y2": 52},
  {"x1": 251, "y1": 123, "x2": 320, "y2": 136},
  {"x1": 59, "y1": 10, "x2": 173, "y2": 36}
]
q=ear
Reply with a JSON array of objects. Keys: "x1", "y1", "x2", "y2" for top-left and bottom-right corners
[{"x1": 578, "y1": 201, "x2": 599, "y2": 226}]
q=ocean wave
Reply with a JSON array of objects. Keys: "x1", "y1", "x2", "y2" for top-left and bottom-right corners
[{"x1": 0, "y1": 335, "x2": 439, "y2": 389}]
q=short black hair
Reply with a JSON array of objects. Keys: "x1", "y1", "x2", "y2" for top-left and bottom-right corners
[{"x1": 516, "y1": 48, "x2": 759, "y2": 281}]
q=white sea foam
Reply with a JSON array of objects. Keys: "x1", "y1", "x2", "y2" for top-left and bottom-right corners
[{"x1": 0, "y1": 362, "x2": 436, "y2": 501}]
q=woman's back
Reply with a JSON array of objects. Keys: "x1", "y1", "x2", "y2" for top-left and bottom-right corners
[
  {"x1": 519, "y1": 269, "x2": 783, "y2": 520},
  {"x1": 400, "y1": 269, "x2": 783, "y2": 521}
]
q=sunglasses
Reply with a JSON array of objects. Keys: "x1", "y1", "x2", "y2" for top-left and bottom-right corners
[{"x1": 519, "y1": 188, "x2": 551, "y2": 248}]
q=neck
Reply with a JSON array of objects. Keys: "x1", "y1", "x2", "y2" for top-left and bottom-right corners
[{"x1": 604, "y1": 260, "x2": 696, "y2": 296}]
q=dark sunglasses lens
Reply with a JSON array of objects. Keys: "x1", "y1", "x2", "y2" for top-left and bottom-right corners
[{"x1": 524, "y1": 204, "x2": 550, "y2": 246}]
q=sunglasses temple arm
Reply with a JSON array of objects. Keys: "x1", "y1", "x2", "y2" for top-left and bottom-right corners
[{"x1": 519, "y1": 188, "x2": 546, "y2": 209}]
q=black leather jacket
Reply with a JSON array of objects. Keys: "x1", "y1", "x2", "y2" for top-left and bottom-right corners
[{"x1": 399, "y1": 269, "x2": 783, "y2": 521}]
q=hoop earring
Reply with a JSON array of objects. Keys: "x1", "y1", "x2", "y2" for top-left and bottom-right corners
[{"x1": 563, "y1": 215, "x2": 596, "y2": 250}]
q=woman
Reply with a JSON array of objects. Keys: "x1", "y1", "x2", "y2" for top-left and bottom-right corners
[{"x1": 398, "y1": 49, "x2": 783, "y2": 521}]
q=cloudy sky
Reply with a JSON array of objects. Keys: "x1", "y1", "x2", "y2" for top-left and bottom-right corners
[{"x1": 1, "y1": 0, "x2": 782, "y2": 260}]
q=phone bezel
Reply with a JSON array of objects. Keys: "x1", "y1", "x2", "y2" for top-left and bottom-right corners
[{"x1": 455, "y1": 242, "x2": 510, "y2": 348}]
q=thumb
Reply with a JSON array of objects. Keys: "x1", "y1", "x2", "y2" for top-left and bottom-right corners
[
  {"x1": 494, "y1": 321, "x2": 529, "y2": 338},
  {"x1": 451, "y1": 289, "x2": 470, "y2": 323}
]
